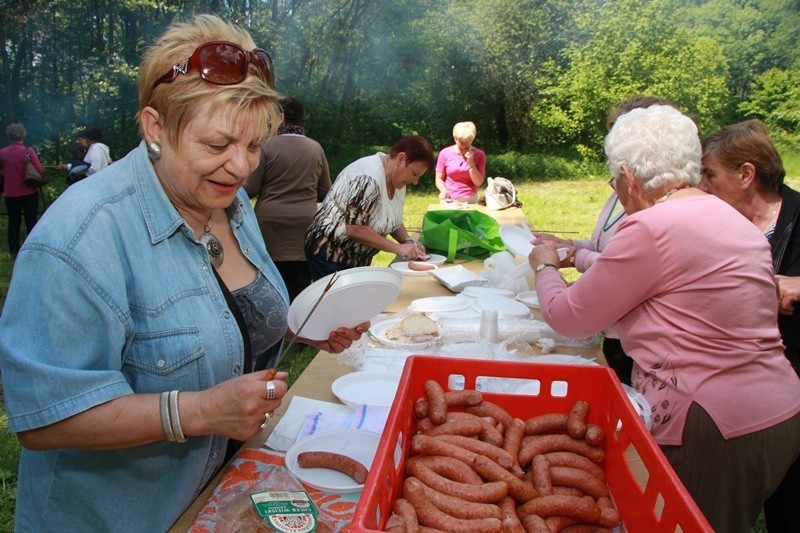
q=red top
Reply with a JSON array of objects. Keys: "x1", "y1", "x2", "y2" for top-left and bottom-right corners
[{"x1": 0, "y1": 141, "x2": 45, "y2": 197}]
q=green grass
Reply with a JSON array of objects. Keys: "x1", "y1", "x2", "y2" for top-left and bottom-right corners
[{"x1": 2, "y1": 170, "x2": 798, "y2": 531}]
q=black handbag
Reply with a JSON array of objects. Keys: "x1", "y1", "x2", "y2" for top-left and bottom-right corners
[{"x1": 23, "y1": 148, "x2": 47, "y2": 188}]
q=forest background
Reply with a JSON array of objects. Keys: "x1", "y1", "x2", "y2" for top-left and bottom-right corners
[
  {"x1": 2, "y1": 0, "x2": 800, "y2": 171},
  {"x1": 2, "y1": 1, "x2": 800, "y2": 529}
]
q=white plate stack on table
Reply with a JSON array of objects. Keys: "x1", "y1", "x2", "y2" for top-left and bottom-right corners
[{"x1": 287, "y1": 266, "x2": 402, "y2": 341}]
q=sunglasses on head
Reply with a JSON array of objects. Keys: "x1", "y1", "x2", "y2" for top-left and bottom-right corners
[{"x1": 153, "y1": 41, "x2": 274, "y2": 89}]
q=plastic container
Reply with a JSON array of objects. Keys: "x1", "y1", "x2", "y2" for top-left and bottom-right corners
[{"x1": 350, "y1": 355, "x2": 712, "y2": 532}]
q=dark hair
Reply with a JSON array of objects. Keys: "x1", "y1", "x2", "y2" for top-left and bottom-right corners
[
  {"x1": 79, "y1": 125, "x2": 104, "y2": 142},
  {"x1": 279, "y1": 96, "x2": 304, "y2": 126},
  {"x1": 606, "y1": 95, "x2": 678, "y2": 131},
  {"x1": 702, "y1": 119, "x2": 785, "y2": 192},
  {"x1": 389, "y1": 135, "x2": 435, "y2": 171}
]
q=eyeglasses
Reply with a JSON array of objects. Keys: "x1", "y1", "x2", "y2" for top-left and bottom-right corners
[
  {"x1": 153, "y1": 41, "x2": 274, "y2": 89},
  {"x1": 608, "y1": 176, "x2": 618, "y2": 190}
]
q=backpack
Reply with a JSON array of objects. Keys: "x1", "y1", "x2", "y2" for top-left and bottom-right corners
[{"x1": 482, "y1": 177, "x2": 521, "y2": 210}]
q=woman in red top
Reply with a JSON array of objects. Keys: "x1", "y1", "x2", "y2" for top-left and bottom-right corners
[{"x1": 0, "y1": 123, "x2": 45, "y2": 255}]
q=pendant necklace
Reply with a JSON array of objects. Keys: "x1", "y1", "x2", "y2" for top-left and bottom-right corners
[{"x1": 178, "y1": 207, "x2": 224, "y2": 269}]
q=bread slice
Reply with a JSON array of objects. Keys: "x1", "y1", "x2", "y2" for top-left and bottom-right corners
[{"x1": 386, "y1": 314, "x2": 439, "y2": 343}]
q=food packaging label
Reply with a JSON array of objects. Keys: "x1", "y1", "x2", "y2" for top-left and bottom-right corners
[{"x1": 250, "y1": 490, "x2": 320, "y2": 532}]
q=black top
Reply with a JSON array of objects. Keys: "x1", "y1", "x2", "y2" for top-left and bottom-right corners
[{"x1": 769, "y1": 184, "x2": 800, "y2": 375}]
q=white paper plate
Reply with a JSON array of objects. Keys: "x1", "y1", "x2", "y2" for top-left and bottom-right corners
[
  {"x1": 500, "y1": 224, "x2": 535, "y2": 257},
  {"x1": 500, "y1": 225, "x2": 568, "y2": 261},
  {"x1": 462, "y1": 286, "x2": 516, "y2": 299},
  {"x1": 425, "y1": 254, "x2": 447, "y2": 266},
  {"x1": 430, "y1": 265, "x2": 488, "y2": 292},
  {"x1": 369, "y1": 317, "x2": 441, "y2": 349},
  {"x1": 390, "y1": 261, "x2": 439, "y2": 276},
  {"x1": 408, "y1": 295, "x2": 470, "y2": 313},
  {"x1": 285, "y1": 429, "x2": 381, "y2": 493},
  {"x1": 471, "y1": 294, "x2": 531, "y2": 319},
  {"x1": 288, "y1": 267, "x2": 402, "y2": 341},
  {"x1": 331, "y1": 371, "x2": 401, "y2": 407},
  {"x1": 516, "y1": 291, "x2": 540, "y2": 309}
]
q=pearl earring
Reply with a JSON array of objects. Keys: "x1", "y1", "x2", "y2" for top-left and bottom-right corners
[{"x1": 147, "y1": 141, "x2": 162, "y2": 161}]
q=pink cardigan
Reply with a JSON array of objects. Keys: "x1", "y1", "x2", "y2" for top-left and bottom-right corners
[{"x1": 536, "y1": 194, "x2": 800, "y2": 445}]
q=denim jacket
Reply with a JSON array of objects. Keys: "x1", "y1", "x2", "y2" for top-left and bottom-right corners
[{"x1": 0, "y1": 142, "x2": 288, "y2": 532}]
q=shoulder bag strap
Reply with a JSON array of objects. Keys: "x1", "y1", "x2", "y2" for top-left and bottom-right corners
[{"x1": 211, "y1": 267, "x2": 253, "y2": 374}]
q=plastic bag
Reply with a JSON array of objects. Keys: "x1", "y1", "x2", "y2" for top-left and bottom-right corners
[
  {"x1": 420, "y1": 209, "x2": 506, "y2": 262},
  {"x1": 214, "y1": 464, "x2": 335, "y2": 532}
]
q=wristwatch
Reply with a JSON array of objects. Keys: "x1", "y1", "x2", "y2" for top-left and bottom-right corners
[{"x1": 534, "y1": 263, "x2": 558, "y2": 275}]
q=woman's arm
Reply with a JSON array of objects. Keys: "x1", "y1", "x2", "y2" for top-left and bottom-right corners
[
  {"x1": 435, "y1": 171, "x2": 447, "y2": 199},
  {"x1": 17, "y1": 369, "x2": 288, "y2": 451},
  {"x1": 345, "y1": 223, "x2": 423, "y2": 258},
  {"x1": 464, "y1": 149, "x2": 485, "y2": 187},
  {"x1": 776, "y1": 275, "x2": 800, "y2": 314}
]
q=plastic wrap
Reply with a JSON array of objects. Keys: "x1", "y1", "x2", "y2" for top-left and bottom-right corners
[{"x1": 212, "y1": 465, "x2": 336, "y2": 532}]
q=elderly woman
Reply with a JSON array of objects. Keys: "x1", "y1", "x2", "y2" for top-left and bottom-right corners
[
  {"x1": 699, "y1": 119, "x2": 800, "y2": 532},
  {"x1": 435, "y1": 121, "x2": 486, "y2": 203},
  {"x1": 0, "y1": 123, "x2": 45, "y2": 255},
  {"x1": 529, "y1": 105, "x2": 800, "y2": 531},
  {"x1": 304, "y1": 135, "x2": 434, "y2": 279},
  {"x1": 0, "y1": 15, "x2": 364, "y2": 532}
]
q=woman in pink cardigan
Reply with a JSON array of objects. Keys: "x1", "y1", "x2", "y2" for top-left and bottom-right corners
[{"x1": 530, "y1": 105, "x2": 800, "y2": 532}]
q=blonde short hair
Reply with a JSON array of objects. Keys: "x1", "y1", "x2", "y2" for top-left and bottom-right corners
[
  {"x1": 452, "y1": 121, "x2": 477, "y2": 142},
  {"x1": 137, "y1": 14, "x2": 280, "y2": 147}
]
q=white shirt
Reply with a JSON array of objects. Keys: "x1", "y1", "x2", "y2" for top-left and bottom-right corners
[{"x1": 84, "y1": 142, "x2": 112, "y2": 176}]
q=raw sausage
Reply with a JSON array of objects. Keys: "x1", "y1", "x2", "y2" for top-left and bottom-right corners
[
  {"x1": 517, "y1": 494, "x2": 601, "y2": 523},
  {"x1": 543, "y1": 452, "x2": 606, "y2": 482},
  {"x1": 403, "y1": 477, "x2": 503, "y2": 533},
  {"x1": 524, "y1": 413, "x2": 568, "y2": 435},
  {"x1": 472, "y1": 455, "x2": 539, "y2": 503},
  {"x1": 423, "y1": 417, "x2": 484, "y2": 438},
  {"x1": 519, "y1": 435, "x2": 605, "y2": 466},
  {"x1": 566, "y1": 400, "x2": 590, "y2": 439},
  {"x1": 296, "y1": 451, "x2": 368, "y2": 484},
  {"x1": 407, "y1": 460, "x2": 508, "y2": 503},
  {"x1": 444, "y1": 389, "x2": 483, "y2": 407},
  {"x1": 424, "y1": 380, "x2": 448, "y2": 425},
  {"x1": 408, "y1": 261, "x2": 436, "y2": 271},
  {"x1": 411, "y1": 434, "x2": 479, "y2": 466},
  {"x1": 549, "y1": 466, "x2": 609, "y2": 499},
  {"x1": 584, "y1": 424, "x2": 605, "y2": 447},
  {"x1": 406, "y1": 455, "x2": 483, "y2": 484},
  {"x1": 392, "y1": 498, "x2": 419, "y2": 533},
  {"x1": 420, "y1": 483, "x2": 504, "y2": 520},
  {"x1": 531, "y1": 455, "x2": 553, "y2": 497},
  {"x1": 466, "y1": 401, "x2": 514, "y2": 428},
  {"x1": 438, "y1": 434, "x2": 517, "y2": 471}
]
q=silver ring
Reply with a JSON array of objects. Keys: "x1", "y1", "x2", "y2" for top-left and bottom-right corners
[
  {"x1": 260, "y1": 411, "x2": 273, "y2": 429},
  {"x1": 265, "y1": 380, "x2": 276, "y2": 400}
]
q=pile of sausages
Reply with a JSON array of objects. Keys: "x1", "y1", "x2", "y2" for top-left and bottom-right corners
[{"x1": 382, "y1": 380, "x2": 621, "y2": 532}]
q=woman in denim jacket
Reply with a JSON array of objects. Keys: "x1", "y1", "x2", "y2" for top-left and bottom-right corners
[{"x1": 0, "y1": 15, "x2": 365, "y2": 532}]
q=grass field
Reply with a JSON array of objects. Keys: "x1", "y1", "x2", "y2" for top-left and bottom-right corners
[{"x1": 2, "y1": 173, "x2": 799, "y2": 530}]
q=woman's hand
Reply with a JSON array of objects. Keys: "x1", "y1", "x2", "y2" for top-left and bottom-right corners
[
  {"x1": 438, "y1": 190, "x2": 447, "y2": 200},
  {"x1": 528, "y1": 240, "x2": 561, "y2": 270},
  {"x1": 776, "y1": 275, "x2": 800, "y2": 315},
  {"x1": 533, "y1": 232, "x2": 572, "y2": 247},
  {"x1": 185, "y1": 370, "x2": 290, "y2": 442},
  {"x1": 306, "y1": 321, "x2": 369, "y2": 354},
  {"x1": 399, "y1": 240, "x2": 427, "y2": 259}
]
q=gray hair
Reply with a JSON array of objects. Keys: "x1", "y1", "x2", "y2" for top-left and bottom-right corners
[
  {"x1": 605, "y1": 105, "x2": 701, "y2": 191},
  {"x1": 6, "y1": 123, "x2": 26, "y2": 142}
]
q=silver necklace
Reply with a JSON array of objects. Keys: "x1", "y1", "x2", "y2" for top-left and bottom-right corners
[
  {"x1": 656, "y1": 185, "x2": 687, "y2": 204},
  {"x1": 179, "y1": 208, "x2": 224, "y2": 268}
]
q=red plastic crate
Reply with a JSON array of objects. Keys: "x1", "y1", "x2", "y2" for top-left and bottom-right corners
[{"x1": 351, "y1": 355, "x2": 712, "y2": 532}]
